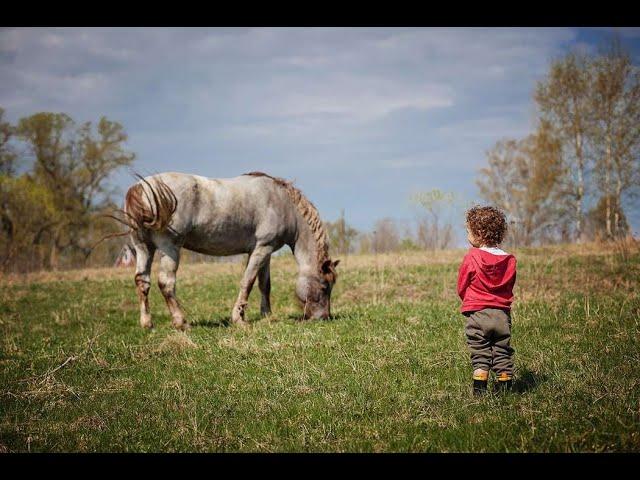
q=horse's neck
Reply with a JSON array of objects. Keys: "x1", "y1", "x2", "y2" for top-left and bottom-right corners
[{"x1": 292, "y1": 215, "x2": 318, "y2": 275}]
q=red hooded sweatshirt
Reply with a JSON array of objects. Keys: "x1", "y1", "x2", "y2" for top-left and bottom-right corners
[{"x1": 457, "y1": 247, "x2": 517, "y2": 313}]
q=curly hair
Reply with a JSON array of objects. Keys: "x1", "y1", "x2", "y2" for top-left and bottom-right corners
[{"x1": 465, "y1": 205, "x2": 508, "y2": 246}]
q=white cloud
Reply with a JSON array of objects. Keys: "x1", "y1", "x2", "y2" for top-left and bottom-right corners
[
  {"x1": 4, "y1": 27, "x2": 635, "y2": 233},
  {"x1": 227, "y1": 76, "x2": 454, "y2": 127}
]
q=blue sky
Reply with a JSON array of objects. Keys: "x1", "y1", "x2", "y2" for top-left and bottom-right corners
[{"x1": 1, "y1": 27, "x2": 639, "y2": 244}]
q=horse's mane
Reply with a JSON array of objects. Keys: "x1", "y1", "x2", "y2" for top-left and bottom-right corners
[{"x1": 244, "y1": 171, "x2": 330, "y2": 270}]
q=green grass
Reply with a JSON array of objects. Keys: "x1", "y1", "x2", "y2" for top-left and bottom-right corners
[{"x1": 1, "y1": 245, "x2": 639, "y2": 452}]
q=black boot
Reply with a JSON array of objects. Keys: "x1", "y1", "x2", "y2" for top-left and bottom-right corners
[{"x1": 473, "y1": 379, "x2": 488, "y2": 396}]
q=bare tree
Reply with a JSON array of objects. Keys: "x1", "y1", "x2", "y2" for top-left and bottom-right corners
[
  {"x1": 586, "y1": 195, "x2": 630, "y2": 241},
  {"x1": 535, "y1": 50, "x2": 594, "y2": 242},
  {"x1": 477, "y1": 122, "x2": 566, "y2": 246},
  {"x1": 371, "y1": 218, "x2": 400, "y2": 253},
  {"x1": 518, "y1": 121, "x2": 568, "y2": 243},
  {"x1": 357, "y1": 232, "x2": 373, "y2": 254},
  {"x1": 325, "y1": 209, "x2": 359, "y2": 256},
  {"x1": 410, "y1": 189, "x2": 457, "y2": 250},
  {"x1": 477, "y1": 139, "x2": 526, "y2": 245},
  {"x1": 590, "y1": 39, "x2": 640, "y2": 239}
]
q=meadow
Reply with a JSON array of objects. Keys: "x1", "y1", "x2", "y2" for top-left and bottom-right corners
[{"x1": 1, "y1": 241, "x2": 639, "y2": 452}]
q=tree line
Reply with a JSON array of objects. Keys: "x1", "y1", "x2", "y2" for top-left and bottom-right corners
[
  {"x1": 478, "y1": 39, "x2": 640, "y2": 246},
  {"x1": 0, "y1": 109, "x2": 135, "y2": 272},
  {"x1": 327, "y1": 37, "x2": 640, "y2": 254},
  {"x1": 325, "y1": 189, "x2": 458, "y2": 257},
  {"x1": 2, "y1": 37, "x2": 638, "y2": 272}
]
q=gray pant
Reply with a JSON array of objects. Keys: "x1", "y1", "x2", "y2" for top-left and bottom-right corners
[{"x1": 464, "y1": 308, "x2": 514, "y2": 376}]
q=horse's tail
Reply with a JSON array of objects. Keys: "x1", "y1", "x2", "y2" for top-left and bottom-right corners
[
  {"x1": 86, "y1": 174, "x2": 178, "y2": 259},
  {"x1": 122, "y1": 174, "x2": 178, "y2": 234}
]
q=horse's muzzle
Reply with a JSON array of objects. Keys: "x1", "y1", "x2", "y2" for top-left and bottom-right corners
[{"x1": 303, "y1": 308, "x2": 330, "y2": 320}]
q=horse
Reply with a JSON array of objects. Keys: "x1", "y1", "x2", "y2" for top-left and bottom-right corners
[{"x1": 118, "y1": 171, "x2": 340, "y2": 330}]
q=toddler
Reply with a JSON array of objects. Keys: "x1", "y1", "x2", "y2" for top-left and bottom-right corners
[{"x1": 457, "y1": 206, "x2": 517, "y2": 396}]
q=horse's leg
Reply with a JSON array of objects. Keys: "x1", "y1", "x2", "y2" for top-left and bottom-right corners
[
  {"x1": 258, "y1": 255, "x2": 272, "y2": 317},
  {"x1": 157, "y1": 242, "x2": 189, "y2": 331},
  {"x1": 133, "y1": 240, "x2": 155, "y2": 329},
  {"x1": 231, "y1": 245, "x2": 273, "y2": 325}
]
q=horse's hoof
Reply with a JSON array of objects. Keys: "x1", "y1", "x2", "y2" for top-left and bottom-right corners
[
  {"x1": 231, "y1": 306, "x2": 246, "y2": 325},
  {"x1": 173, "y1": 322, "x2": 190, "y2": 331},
  {"x1": 140, "y1": 312, "x2": 153, "y2": 329}
]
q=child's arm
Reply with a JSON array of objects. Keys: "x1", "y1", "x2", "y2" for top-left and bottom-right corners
[{"x1": 457, "y1": 255, "x2": 475, "y2": 300}]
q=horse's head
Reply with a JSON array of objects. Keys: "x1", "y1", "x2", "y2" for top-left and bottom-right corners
[{"x1": 296, "y1": 259, "x2": 340, "y2": 319}]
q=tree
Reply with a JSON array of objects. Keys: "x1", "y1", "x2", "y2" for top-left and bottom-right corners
[
  {"x1": 535, "y1": 50, "x2": 594, "y2": 241},
  {"x1": 15, "y1": 112, "x2": 135, "y2": 269},
  {"x1": 371, "y1": 218, "x2": 400, "y2": 253},
  {"x1": 0, "y1": 175, "x2": 58, "y2": 269},
  {"x1": 325, "y1": 209, "x2": 359, "y2": 256},
  {"x1": 410, "y1": 189, "x2": 456, "y2": 250},
  {"x1": 518, "y1": 121, "x2": 568, "y2": 244},
  {"x1": 476, "y1": 122, "x2": 566, "y2": 246},
  {"x1": 586, "y1": 195, "x2": 630, "y2": 240},
  {"x1": 590, "y1": 40, "x2": 640, "y2": 239},
  {"x1": 1, "y1": 108, "x2": 16, "y2": 259},
  {"x1": 0, "y1": 108, "x2": 18, "y2": 176},
  {"x1": 357, "y1": 232, "x2": 373, "y2": 255}
]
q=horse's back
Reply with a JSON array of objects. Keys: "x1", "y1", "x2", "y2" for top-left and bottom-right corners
[{"x1": 137, "y1": 172, "x2": 296, "y2": 255}]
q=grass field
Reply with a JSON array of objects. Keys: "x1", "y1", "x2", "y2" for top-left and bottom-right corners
[{"x1": 1, "y1": 242, "x2": 639, "y2": 452}]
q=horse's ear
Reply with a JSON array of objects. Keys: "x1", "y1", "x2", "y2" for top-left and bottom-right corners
[
  {"x1": 321, "y1": 259, "x2": 333, "y2": 274},
  {"x1": 332, "y1": 259, "x2": 340, "y2": 268}
]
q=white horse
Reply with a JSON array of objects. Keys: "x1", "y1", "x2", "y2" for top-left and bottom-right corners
[{"x1": 119, "y1": 172, "x2": 339, "y2": 330}]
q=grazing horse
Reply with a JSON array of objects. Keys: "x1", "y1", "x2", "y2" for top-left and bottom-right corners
[{"x1": 120, "y1": 171, "x2": 339, "y2": 330}]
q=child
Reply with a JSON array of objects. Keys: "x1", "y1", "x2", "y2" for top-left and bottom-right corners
[{"x1": 457, "y1": 206, "x2": 517, "y2": 396}]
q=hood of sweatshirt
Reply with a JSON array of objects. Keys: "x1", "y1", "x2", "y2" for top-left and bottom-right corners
[{"x1": 468, "y1": 247, "x2": 516, "y2": 290}]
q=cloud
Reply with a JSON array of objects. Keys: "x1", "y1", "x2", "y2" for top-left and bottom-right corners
[
  {"x1": 4, "y1": 27, "x2": 634, "y2": 238},
  {"x1": 0, "y1": 27, "x2": 574, "y2": 125}
]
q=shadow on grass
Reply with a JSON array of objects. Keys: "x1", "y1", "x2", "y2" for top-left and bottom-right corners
[
  {"x1": 283, "y1": 312, "x2": 346, "y2": 322},
  {"x1": 189, "y1": 317, "x2": 231, "y2": 328},
  {"x1": 189, "y1": 311, "x2": 346, "y2": 328},
  {"x1": 189, "y1": 315, "x2": 285, "y2": 328},
  {"x1": 513, "y1": 369, "x2": 547, "y2": 393}
]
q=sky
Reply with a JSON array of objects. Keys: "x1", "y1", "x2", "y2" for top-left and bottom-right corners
[{"x1": 1, "y1": 27, "x2": 640, "y2": 245}]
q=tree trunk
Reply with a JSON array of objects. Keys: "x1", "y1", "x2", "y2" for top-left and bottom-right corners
[
  {"x1": 614, "y1": 176, "x2": 623, "y2": 237},
  {"x1": 605, "y1": 134, "x2": 613, "y2": 239},
  {"x1": 575, "y1": 132, "x2": 585, "y2": 243},
  {"x1": 433, "y1": 214, "x2": 439, "y2": 251},
  {"x1": 575, "y1": 177, "x2": 584, "y2": 243},
  {"x1": 49, "y1": 232, "x2": 60, "y2": 271}
]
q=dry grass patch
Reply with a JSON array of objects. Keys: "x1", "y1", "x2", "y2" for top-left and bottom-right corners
[{"x1": 154, "y1": 331, "x2": 198, "y2": 355}]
